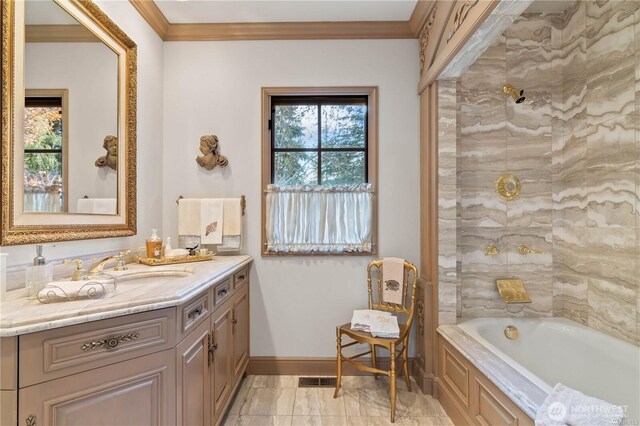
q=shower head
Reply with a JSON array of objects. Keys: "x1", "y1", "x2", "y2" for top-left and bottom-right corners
[{"x1": 502, "y1": 84, "x2": 526, "y2": 104}]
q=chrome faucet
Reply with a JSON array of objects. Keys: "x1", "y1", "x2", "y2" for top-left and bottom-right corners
[{"x1": 87, "y1": 251, "x2": 129, "y2": 278}]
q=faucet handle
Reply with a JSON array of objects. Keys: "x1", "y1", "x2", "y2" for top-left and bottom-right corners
[
  {"x1": 518, "y1": 245, "x2": 544, "y2": 255},
  {"x1": 115, "y1": 251, "x2": 129, "y2": 271},
  {"x1": 64, "y1": 259, "x2": 86, "y2": 281}
]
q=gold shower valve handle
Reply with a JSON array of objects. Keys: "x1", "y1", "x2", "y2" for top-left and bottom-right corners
[
  {"x1": 518, "y1": 245, "x2": 544, "y2": 255},
  {"x1": 484, "y1": 245, "x2": 500, "y2": 256}
]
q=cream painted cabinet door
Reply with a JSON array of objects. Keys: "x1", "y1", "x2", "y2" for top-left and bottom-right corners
[
  {"x1": 211, "y1": 299, "x2": 233, "y2": 423},
  {"x1": 18, "y1": 349, "x2": 175, "y2": 426},
  {"x1": 232, "y1": 286, "x2": 249, "y2": 379},
  {"x1": 176, "y1": 319, "x2": 211, "y2": 426}
]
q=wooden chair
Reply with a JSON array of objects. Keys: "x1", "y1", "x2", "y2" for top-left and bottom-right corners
[{"x1": 333, "y1": 259, "x2": 418, "y2": 423}]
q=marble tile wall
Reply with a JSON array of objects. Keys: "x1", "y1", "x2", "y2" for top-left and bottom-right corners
[
  {"x1": 441, "y1": 1, "x2": 640, "y2": 345},
  {"x1": 555, "y1": 0, "x2": 640, "y2": 344},
  {"x1": 454, "y1": 14, "x2": 559, "y2": 318},
  {"x1": 438, "y1": 80, "x2": 458, "y2": 325}
]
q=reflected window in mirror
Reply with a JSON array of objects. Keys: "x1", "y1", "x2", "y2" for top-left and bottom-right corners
[
  {"x1": 23, "y1": 90, "x2": 68, "y2": 213},
  {"x1": 1, "y1": 0, "x2": 137, "y2": 245}
]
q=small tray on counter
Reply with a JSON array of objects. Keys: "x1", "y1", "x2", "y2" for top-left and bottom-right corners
[{"x1": 137, "y1": 253, "x2": 216, "y2": 266}]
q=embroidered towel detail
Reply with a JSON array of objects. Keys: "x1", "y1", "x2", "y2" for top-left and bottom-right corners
[
  {"x1": 178, "y1": 198, "x2": 201, "y2": 237},
  {"x1": 370, "y1": 312, "x2": 400, "y2": 338},
  {"x1": 200, "y1": 199, "x2": 224, "y2": 244},
  {"x1": 382, "y1": 257, "x2": 404, "y2": 305},
  {"x1": 535, "y1": 383, "x2": 625, "y2": 426}
]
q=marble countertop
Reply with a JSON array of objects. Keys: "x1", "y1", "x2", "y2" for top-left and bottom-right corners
[
  {"x1": 437, "y1": 325, "x2": 547, "y2": 419},
  {"x1": 0, "y1": 255, "x2": 252, "y2": 337}
]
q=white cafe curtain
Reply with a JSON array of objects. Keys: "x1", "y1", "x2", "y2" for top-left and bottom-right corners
[{"x1": 265, "y1": 184, "x2": 374, "y2": 254}]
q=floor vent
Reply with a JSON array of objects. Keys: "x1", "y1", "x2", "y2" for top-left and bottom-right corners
[{"x1": 298, "y1": 377, "x2": 337, "y2": 388}]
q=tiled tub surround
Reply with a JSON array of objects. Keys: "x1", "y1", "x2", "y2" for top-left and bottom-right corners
[
  {"x1": 438, "y1": 0, "x2": 640, "y2": 345},
  {"x1": 0, "y1": 255, "x2": 252, "y2": 336}
]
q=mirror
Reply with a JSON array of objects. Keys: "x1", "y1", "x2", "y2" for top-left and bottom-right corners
[
  {"x1": 24, "y1": 0, "x2": 119, "y2": 214},
  {"x1": 1, "y1": 0, "x2": 137, "y2": 245}
]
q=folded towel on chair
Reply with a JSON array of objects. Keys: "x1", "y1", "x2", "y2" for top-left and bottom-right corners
[
  {"x1": 535, "y1": 383, "x2": 624, "y2": 426},
  {"x1": 350, "y1": 309, "x2": 399, "y2": 338}
]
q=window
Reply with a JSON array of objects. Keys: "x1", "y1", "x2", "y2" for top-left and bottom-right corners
[
  {"x1": 23, "y1": 89, "x2": 68, "y2": 213},
  {"x1": 262, "y1": 87, "x2": 378, "y2": 255},
  {"x1": 271, "y1": 96, "x2": 368, "y2": 185}
]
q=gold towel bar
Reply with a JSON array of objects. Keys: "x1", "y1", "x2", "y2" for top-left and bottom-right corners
[{"x1": 176, "y1": 195, "x2": 246, "y2": 216}]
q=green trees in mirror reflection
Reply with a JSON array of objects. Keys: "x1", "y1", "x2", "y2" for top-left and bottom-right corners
[{"x1": 24, "y1": 105, "x2": 63, "y2": 189}]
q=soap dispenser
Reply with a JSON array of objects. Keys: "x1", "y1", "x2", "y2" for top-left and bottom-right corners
[
  {"x1": 146, "y1": 229, "x2": 162, "y2": 259},
  {"x1": 25, "y1": 245, "x2": 53, "y2": 299}
]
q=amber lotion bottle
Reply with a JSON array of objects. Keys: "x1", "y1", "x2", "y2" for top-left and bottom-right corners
[{"x1": 146, "y1": 229, "x2": 162, "y2": 259}]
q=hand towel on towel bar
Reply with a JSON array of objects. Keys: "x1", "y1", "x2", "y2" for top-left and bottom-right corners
[
  {"x1": 200, "y1": 199, "x2": 224, "y2": 245},
  {"x1": 218, "y1": 198, "x2": 242, "y2": 251},
  {"x1": 382, "y1": 257, "x2": 405, "y2": 305},
  {"x1": 178, "y1": 198, "x2": 201, "y2": 237}
]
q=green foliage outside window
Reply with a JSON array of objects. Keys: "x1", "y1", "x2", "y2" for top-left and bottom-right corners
[
  {"x1": 273, "y1": 100, "x2": 366, "y2": 185},
  {"x1": 24, "y1": 106, "x2": 63, "y2": 188}
]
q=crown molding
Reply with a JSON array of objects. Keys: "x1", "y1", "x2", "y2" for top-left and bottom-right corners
[
  {"x1": 129, "y1": 0, "x2": 417, "y2": 41},
  {"x1": 129, "y1": 0, "x2": 169, "y2": 40},
  {"x1": 165, "y1": 21, "x2": 413, "y2": 41},
  {"x1": 408, "y1": 0, "x2": 436, "y2": 36}
]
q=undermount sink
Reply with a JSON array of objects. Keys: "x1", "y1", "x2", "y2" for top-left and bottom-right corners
[{"x1": 105, "y1": 268, "x2": 194, "y2": 283}]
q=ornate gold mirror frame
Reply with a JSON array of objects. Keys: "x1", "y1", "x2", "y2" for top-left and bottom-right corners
[{"x1": 1, "y1": 0, "x2": 137, "y2": 245}]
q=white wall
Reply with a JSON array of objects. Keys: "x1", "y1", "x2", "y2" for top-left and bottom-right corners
[
  {"x1": 2, "y1": 0, "x2": 164, "y2": 267},
  {"x1": 25, "y1": 42, "x2": 119, "y2": 208},
  {"x1": 163, "y1": 39, "x2": 420, "y2": 357}
]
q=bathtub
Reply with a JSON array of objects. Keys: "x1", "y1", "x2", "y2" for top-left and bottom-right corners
[{"x1": 457, "y1": 317, "x2": 640, "y2": 421}]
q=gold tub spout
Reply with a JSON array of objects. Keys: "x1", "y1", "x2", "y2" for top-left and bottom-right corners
[{"x1": 496, "y1": 279, "x2": 531, "y2": 303}]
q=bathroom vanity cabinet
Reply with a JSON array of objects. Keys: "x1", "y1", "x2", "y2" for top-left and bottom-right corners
[{"x1": 0, "y1": 261, "x2": 251, "y2": 426}]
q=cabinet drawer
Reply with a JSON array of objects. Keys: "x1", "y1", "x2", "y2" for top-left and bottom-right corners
[
  {"x1": 213, "y1": 279, "x2": 232, "y2": 306},
  {"x1": 20, "y1": 308, "x2": 176, "y2": 387},
  {"x1": 178, "y1": 291, "x2": 211, "y2": 341},
  {"x1": 233, "y1": 267, "x2": 249, "y2": 289}
]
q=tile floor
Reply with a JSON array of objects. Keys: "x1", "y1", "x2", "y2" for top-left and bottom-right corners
[{"x1": 222, "y1": 375, "x2": 454, "y2": 425}]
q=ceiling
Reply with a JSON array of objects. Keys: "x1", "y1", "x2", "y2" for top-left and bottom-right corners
[{"x1": 153, "y1": 0, "x2": 419, "y2": 24}]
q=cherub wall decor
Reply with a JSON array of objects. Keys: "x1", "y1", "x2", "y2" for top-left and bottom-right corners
[
  {"x1": 94, "y1": 135, "x2": 118, "y2": 170},
  {"x1": 196, "y1": 134, "x2": 229, "y2": 170}
]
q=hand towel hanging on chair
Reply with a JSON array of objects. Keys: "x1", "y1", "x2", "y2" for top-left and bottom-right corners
[{"x1": 382, "y1": 257, "x2": 404, "y2": 305}]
